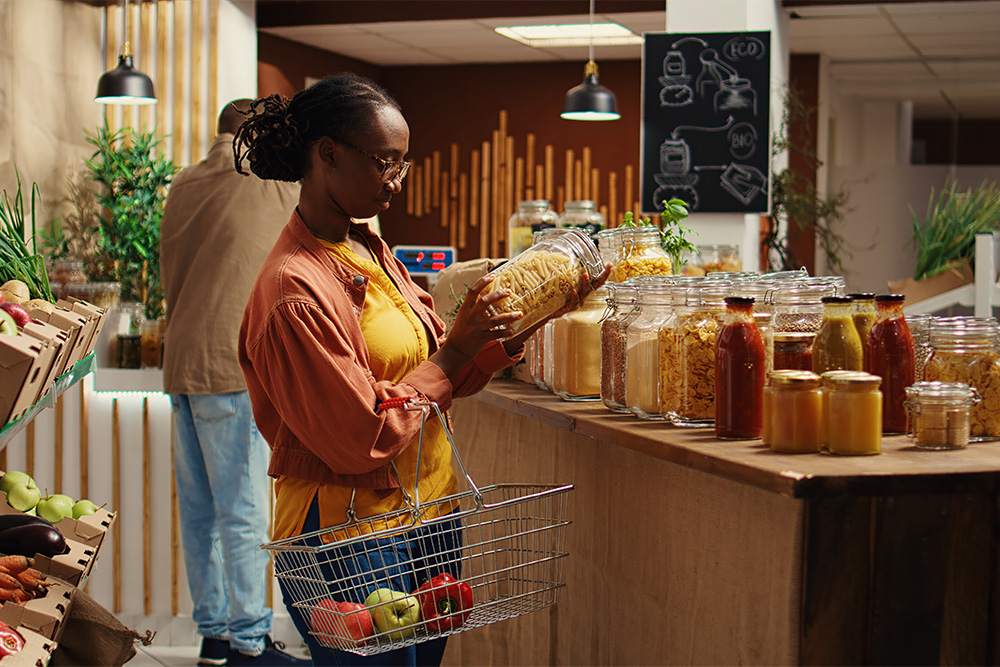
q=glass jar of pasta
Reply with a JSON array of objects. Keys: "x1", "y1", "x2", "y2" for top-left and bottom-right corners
[
  {"x1": 485, "y1": 228, "x2": 603, "y2": 339},
  {"x1": 552, "y1": 286, "x2": 609, "y2": 400},
  {"x1": 601, "y1": 282, "x2": 640, "y2": 413},
  {"x1": 610, "y1": 226, "x2": 672, "y2": 282},
  {"x1": 826, "y1": 371, "x2": 883, "y2": 455},
  {"x1": 923, "y1": 318, "x2": 1000, "y2": 442},
  {"x1": 624, "y1": 278, "x2": 675, "y2": 419},
  {"x1": 508, "y1": 200, "x2": 557, "y2": 258},
  {"x1": 904, "y1": 381, "x2": 980, "y2": 450},
  {"x1": 670, "y1": 280, "x2": 732, "y2": 427}
]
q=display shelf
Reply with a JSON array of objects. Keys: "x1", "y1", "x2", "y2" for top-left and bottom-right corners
[
  {"x1": 92, "y1": 367, "x2": 164, "y2": 394},
  {"x1": 0, "y1": 354, "x2": 95, "y2": 452},
  {"x1": 906, "y1": 232, "x2": 1000, "y2": 316}
]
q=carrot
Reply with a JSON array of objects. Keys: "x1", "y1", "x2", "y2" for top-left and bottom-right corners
[
  {"x1": 14, "y1": 570, "x2": 45, "y2": 592},
  {"x1": 0, "y1": 588, "x2": 20, "y2": 602},
  {"x1": 0, "y1": 556, "x2": 32, "y2": 575},
  {"x1": 0, "y1": 573, "x2": 21, "y2": 591},
  {"x1": 10, "y1": 588, "x2": 30, "y2": 603}
]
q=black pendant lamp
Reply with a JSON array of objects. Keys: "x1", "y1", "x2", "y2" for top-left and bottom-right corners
[
  {"x1": 561, "y1": 0, "x2": 619, "y2": 121},
  {"x1": 95, "y1": 0, "x2": 156, "y2": 105}
]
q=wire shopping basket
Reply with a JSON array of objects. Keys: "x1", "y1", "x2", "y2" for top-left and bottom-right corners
[{"x1": 262, "y1": 398, "x2": 573, "y2": 656}]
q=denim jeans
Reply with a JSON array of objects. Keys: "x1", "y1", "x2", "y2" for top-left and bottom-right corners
[
  {"x1": 171, "y1": 392, "x2": 273, "y2": 656},
  {"x1": 279, "y1": 498, "x2": 462, "y2": 666}
]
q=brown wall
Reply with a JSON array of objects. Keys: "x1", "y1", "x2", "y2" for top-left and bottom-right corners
[{"x1": 258, "y1": 34, "x2": 642, "y2": 261}]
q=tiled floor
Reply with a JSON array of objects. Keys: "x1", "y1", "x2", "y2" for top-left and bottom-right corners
[{"x1": 130, "y1": 642, "x2": 311, "y2": 666}]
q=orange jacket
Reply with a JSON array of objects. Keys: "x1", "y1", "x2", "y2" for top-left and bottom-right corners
[{"x1": 239, "y1": 211, "x2": 517, "y2": 489}]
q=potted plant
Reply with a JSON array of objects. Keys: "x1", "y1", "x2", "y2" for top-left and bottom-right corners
[
  {"x1": 82, "y1": 122, "x2": 177, "y2": 319},
  {"x1": 0, "y1": 167, "x2": 54, "y2": 303}
]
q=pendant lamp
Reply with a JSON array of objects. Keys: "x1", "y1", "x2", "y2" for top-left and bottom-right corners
[
  {"x1": 561, "y1": 0, "x2": 620, "y2": 121},
  {"x1": 95, "y1": 0, "x2": 156, "y2": 105}
]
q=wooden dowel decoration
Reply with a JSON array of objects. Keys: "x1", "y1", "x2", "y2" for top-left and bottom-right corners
[
  {"x1": 450, "y1": 143, "x2": 459, "y2": 199},
  {"x1": 171, "y1": 412, "x2": 179, "y2": 615},
  {"x1": 600, "y1": 204, "x2": 609, "y2": 223},
  {"x1": 535, "y1": 165, "x2": 545, "y2": 203},
  {"x1": 172, "y1": 0, "x2": 187, "y2": 165},
  {"x1": 104, "y1": 5, "x2": 117, "y2": 130},
  {"x1": 156, "y1": 0, "x2": 168, "y2": 154},
  {"x1": 544, "y1": 145, "x2": 555, "y2": 202},
  {"x1": 139, "y1": 0, "x2": 152, "y2": 132},
  {"x1": 491, "y1": 129, "x2": 500, "y2": 258},
  {"x1": 54, "y1": 396, "x2": 63, "y2": 491},
  {"x1": 582, "y1": 147, "x2": 592, "y2": 201},
  {"x1": 591, "y1": 168, "x2": 600, "y2": 208},
  {"x1": 514, "y1": 157, "x2": 524, "y2": 211},
  {"x1": 25, "y1": 421, "x2": 34, "y2": 478},
  {"x1": 564, "y1": 149, "x2": 574, "y2": 203},
  {"x1": 504, "y1": 135, "x2": 514, "y2": 243},
  {"x1": 525, "y1": 133, "x2": 535, "y2": 188},
  {"x1": 424, "y1": 157, "x2": 433, "y2": 217},
  {"x1": 574, "y1": 159, "x2": 583, "y2": 205},
  {"x1": 431, "y1": 151, "x2": 440, "y2": 211},
  {"x1": 480, "y1": 141, "x2": 490, "y2": 258},
  {"x1": 634, "y1": 200, "x2": 642, "y2": 217},
  {"x1": 191, "y1": 0, "x2": 204, "y2": 161},
  {"x1": 449, "y1": 192, "x2": 458, "y2": 249},
  {"x1": 112, "y1": 398, "x2": 121, "y2": 614},
  {"x1": 609, "y1": 171, "x2": 618, "y2": 227},
  {"x1": 556, "y1": 186, "x2": 565, "y2": 213},
  {"x1": 625, "y1": 165, "x2": 634, "y2": 217},
  {"x1": 406, "y1": 171, "x2": 414, "y2": 215},
  {"x1": 458, "y1": 173, "x2": 468, "y2": 250},
  {"x1": 413, "y1": 165, "x2": 423, "y2": 220},
  {"x1": 143, "y1": 397, "x2": 151, "y2": 615},
  {"x1": 440, "y1": 170, "x2": 450, "y2": 235},
  {"x1": 469, "y1": 149, "x2": 480, "y2": 229},
  {"x1": 208, "y1": 0, "x2": 220, "y2": 145}
]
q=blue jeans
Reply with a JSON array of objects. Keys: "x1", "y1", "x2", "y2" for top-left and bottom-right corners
[
  {"x1": 171, "y1": 392, "x2": 273, "y2": 656},
  {"x1": 279, "y1": 499, "x2": 461, "y2": 666}
]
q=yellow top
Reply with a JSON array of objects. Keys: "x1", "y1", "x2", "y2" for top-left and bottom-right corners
[{"x1": 270, "y1": 239, "x2": 459, "y2": 542}]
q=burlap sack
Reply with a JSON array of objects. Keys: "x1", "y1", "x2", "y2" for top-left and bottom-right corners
[{"x1": 49, "y1": 589, "x2": 153, "y2": 667}]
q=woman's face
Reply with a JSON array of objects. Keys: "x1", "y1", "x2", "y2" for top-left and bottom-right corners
[{"x1": 324, "y1": 105, "x2": 410, "y2": 220}]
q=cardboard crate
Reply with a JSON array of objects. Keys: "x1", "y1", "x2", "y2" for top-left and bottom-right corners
[
  {"x1": 20, "y1": 321, "x2": 70, "y2": 395},
  {"x1": 0, "y1": 625, "x2": 58, "y2": 666},
  {"x1": 0, "y1": 580, "x2": 74, "y2": 642},
  {"x1": 52, "y1": 508, "x2": 115, "y2": 551},
  {"x1": 22, "y1": 307, "x2": 87, "y2": 370},
  {"x1": 0, "y1": 336, "x2": 52, "y2": 426},
  {"x1": 65, "y1": 299, "x2": 108, "y2": 358},
  {"x1": 55, "y1": 300, "x2": 103, "y2": 359}
]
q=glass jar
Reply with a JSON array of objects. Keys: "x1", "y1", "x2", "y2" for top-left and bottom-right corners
[
  {"x1": 601, "y1": 283, "x2": 639, "y2": 413},
  {"x1": 508, "y1": 200, "x2": 557, "y2": 258},
  {"x1": 812, "y1": 295, "x2": 864, "y2": 374},
  {"x1": 49, "y1": 259, "x2": 87, "y2": 300},
  {"x1": 924, "y1": 318, "x2": 1000, "y2": 442},
  {"x1": 826, "y1": 371, "x2": 883, "y2": 455},
  {"x1": 485, "y1": 228, "x2": 603, "y2": 339},
  {"x1": 771, "y1": 283, "x2": 829, "y2": 334},
  {"x1": 117, "y1": 334, "x2": 143, "y2": 369},
  {"x1": 904, "y1": 381, "x2": 980, "y2": 450},
  {"x1": 774, "y1": 332, "x2": 816, "y2": 371},
  {"x1": 847, "y1": 292, "x2": 876, "y2": 350},
  {"x1": 755, "y1": 310, "x2": 774, "y2": 381},
  {"x1": 557, "y1": 200, "x2": 606, "y2": 237},
  {"x1": 766, "y1": 370, "x2": 822, "y2": 453},
  {"x1": 658, "y1": 277, "x2": 704, "y2": 420},
  {"x1": 595, "y1": 228, "x2": 622, "y2": 268},
  {"x1": 141, "y1": 318, "x2": 163, "y2": 368},
  {"x1": 67, "y1": 281, "x2": 121, "y2": 309},
  {"x1": 541, "y1": 319, "x2": 556, "y2": 392},
  {"x1": 819, "y1": 370, "x2": 862, "y2": 449},
  {"x1": 715, "y1": 296, "x2": 765, "y2": 439},
  {"x1": 907, "y1": 313, "x2": 932, "y2": 382},
  {"x1": 625, "y1": 278, "x2": 675, "y2": 419},
  {"x1": 670, "y1": 280, "x2": 732, "y2": 427},
  {"x1": 691, "y1": 244, "x2": 741, "y2": 275},
  {"x1": 552, "y1": 286, "x2": 609, "y2": 400},
  {"x1": 865, "y1": 294, "x2": 914, "y2": 434},
  {"x1": 610, "y1": 227, "x2": 673, "y2": 282}
]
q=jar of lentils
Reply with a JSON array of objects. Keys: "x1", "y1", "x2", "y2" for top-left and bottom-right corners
[{"x1": 600, "y1": 282, "x2": 639, "y2": 413}]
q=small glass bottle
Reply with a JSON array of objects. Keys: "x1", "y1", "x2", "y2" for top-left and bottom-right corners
[
  {"x1": 601, "y1": 283, "x2": 638, "y2": 413},
  {"x1": 625, "y1": 278, "x2": 674, "y2": 419},
  {"x1": 812, "y1": 295, "x2": 864, "y2": 374},
  {"x1": 766, "y1": 370, "x2": 822, "y2": 453},
  {"x1": 507, "y1": 200, "x2": 557, "y2": 258},
  {"x1": 557, "y1": 200, "x2": 606, "y2": 237},
  {"x1": 847, "y1": 292, "x2": 876, "y2": 351},
  {"x1": 826, "y1": 371, "x2": 883, "y2": 456},
  {"x1": 610, "y1": 226, "x2": 673, "y2": 281},
  {"x1": 715, "y1": 296, "x2": 765, "y2": 440},
  {"x1": 904, "y1": 381, "x2": 980, "y2": 450},
  {"x1": 864, "y1": 294, "x2": 915, "y2": 434},
  {"x1": 552, "y1": 286, "x2": 609, "y2": 400},
  {"x1": 671, "y1": 280, "x2": 732, "y2": 427}
]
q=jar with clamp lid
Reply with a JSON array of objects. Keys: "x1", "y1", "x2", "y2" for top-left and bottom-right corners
[
  {"x1": 771, "y1": 282, "x2": 830, "y2": 334},
  {"x1": 657, "y1": 277, "x2": 704, "y2": 421},
  {"x1": 558, "y1": 200, "x2": 606, "y2": 237},
  {"x1": 601, "y1": 282, "x2": 640, "y2": 412},
  {"x1": 508, "y1": 200, "x2": 557, "y2": 258},
  {"x1": 552, "y1": 286, "x2": 609, "y2": 400},
  {"x1": 904, "y1": 381, "x2": 980, "y2": 450},
  {"x1": 670, "y1": 280, "x2": 732, "y2": 427},
  {"x1": 610, "y1": 226, "x2": 672, "y2": 282},
  {"x1": 625, "y1": 278, "x2": 675, "y2": 419}
]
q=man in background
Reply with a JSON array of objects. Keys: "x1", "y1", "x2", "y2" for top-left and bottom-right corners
[{"x1": 160, "y1": 99, "x2": 306, "y2": 666}]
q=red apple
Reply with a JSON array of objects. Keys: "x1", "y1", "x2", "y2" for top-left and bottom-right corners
[
  {"x1": 0, "y1": 303, "x2": 30, "y2": 328},
  {"x1": 309, "y1": 598, "x2": 374, "y2": 647}
]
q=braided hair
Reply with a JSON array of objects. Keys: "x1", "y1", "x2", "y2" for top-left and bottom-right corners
[{"x1": 233, "y1": 73, "x2": 401, "y2": 182}]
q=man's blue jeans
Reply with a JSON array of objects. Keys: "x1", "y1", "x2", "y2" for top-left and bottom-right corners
[{"x1": 171, "y1": 392, "x2": 273, "y2": 656}]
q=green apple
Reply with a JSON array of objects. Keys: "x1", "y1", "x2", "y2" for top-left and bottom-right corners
[
  {"x1": 6, "y1": 481, "x2": 41, "y2": 512},
  {"x1": 36, "y1": 494, "x2": 74, "y2": 523},
  {"x1": 364, "y1": 588, "x2": 421, "y2": 641},
  {"x1": 0, "y1": 471, "x2": 33, "y2": 495},
  {"x1": 72, "y1": 499, "x2": 98, "y2": 520},
  {"x1": 0, "y1": 310, "x2": 16, "y2": 336}
]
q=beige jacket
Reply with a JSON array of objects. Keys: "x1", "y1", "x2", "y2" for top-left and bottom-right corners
[{"x1": 160, "y1": 133, "x2": 299, "y2": 394}]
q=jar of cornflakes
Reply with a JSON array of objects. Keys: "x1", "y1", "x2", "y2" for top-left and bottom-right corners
[
  {"x1": 610, "y1": 226, "x2": 672, "y2": 282},
  {"x1": 826, "y1": 371, "x2": 883, "y2": 455},
  {"x1": 552, "y1": 286, "x2": 609, "y2": 400},
  {"x1": 601, "y1": 282, "x2": 639, "y2": 413},
  {"x1": 657, "y1": 277, "x2": 704, "y2": 421},
  {"x1": 903, "y1": 381, "x2": 980, "y2": 450},
  {"x1": 508, "y1": 200, "x2": 557, "y2": 258},
  {"x1": 924, "y1": 318, "x2": 1000, "y2": 442},
  {"x1": 669, "y1": 280, "x2": 732, "y2": 427},
  {"x1": 625, "y1": 277, "x2": 675, "y2": 419}
]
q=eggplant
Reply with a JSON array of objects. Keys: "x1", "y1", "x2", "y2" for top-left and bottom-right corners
[
  {"x1": 0, "y1": 513, "x2": 55, "y2": 534},
  {"x1": 0, "y1": 524, "x2": 69, "y2": 558}
]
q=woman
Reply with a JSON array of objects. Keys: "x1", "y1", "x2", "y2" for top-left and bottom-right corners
[{"x1": 234, "y1": 73, "x2": 604, "y2": 666}]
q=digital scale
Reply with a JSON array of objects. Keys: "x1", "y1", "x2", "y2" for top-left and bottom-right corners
[{"x1": 391, "y1": 245, "x2": 457, "y2": 289}]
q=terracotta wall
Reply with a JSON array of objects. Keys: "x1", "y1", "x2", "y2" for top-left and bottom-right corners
[{"x1": 258, "y1": 33, "x2": 642, "y2": 261}]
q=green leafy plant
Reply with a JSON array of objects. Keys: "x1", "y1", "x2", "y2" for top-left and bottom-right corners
[
  {"x1": 38, "y1": 170, "x2": 101, "y2": 266},
  {"x1": 0, "y1": 167, "x2": 54, "y2": 302},
  {"x1": 910, "y1": 179, "x2": 1000, "y2": 281},
  {"x1": 83, "y1": 122, "x2": 177, "y2": 319},
  {"x1": 619, "y1": 198, "x2": 698, "y2": 272}
]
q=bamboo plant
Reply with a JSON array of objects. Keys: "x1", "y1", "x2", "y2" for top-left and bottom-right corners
[{"x1": 911, "y1": 179, "x2": 1000, "y2": 281}]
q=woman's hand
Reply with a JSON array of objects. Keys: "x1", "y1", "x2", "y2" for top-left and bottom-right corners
[{"x1": 441, "y1": 275, "x2": 521, "y2": 361}]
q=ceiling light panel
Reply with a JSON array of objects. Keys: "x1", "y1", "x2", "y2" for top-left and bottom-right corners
[{"x1": 495, "y1": 22, "x2": 642, "y2": 47}]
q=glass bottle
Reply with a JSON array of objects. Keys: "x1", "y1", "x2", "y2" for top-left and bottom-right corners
[
  {"x1": 924, "y1": 318, "x2": 1000, "y2": 442},
  {"x1": 826, "y1": 371, "x2": 883, "y2": 455},
  {"x1": 552, "y1": 286, "x2": 609, "y2": 400},
  {"x1": 601, "y1": 283, "x2": 639, "y2": 413},
  {"x1": 507, "y1": 200, "x2": 557, "y2": 258},
  {"x1": 715, "y1": 296, "x2": 765, "y2": 439},
  {"x1": 671, "y1": 280, "x2": 732, "y2": 427},
  {"x1": 766, "y1": 370, "x2": 822, "y2": 453},
  {"x1": 903, "y1": 381, "x2": 980, "y2": 450},
  {"x1": 557, "y1": 200, "x2": 606, "y2": 237},
  {"x1": 812, "y1": 296, "x2": 864, "y2": 374},
  {"x1": 847, "y1": 292, "x2": 876, "y2": 350},
  {"x1": 864, "y1": 294, "x2": 915, "y2": 434},
  {"x1": 610, "y1": 226, "x2": 673, "y2": 282},
  {"x1": 907, "y1": 313, "x2": 933, "y2": 382},
  {"x1": 625, "y1": 278, "x2": 674, "y2": 419}
]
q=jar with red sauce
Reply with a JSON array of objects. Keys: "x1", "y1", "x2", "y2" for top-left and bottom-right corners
[
  {"x1": 774, "y1": 331, "x2": 816, "y2": 370},
  {"x1": 864, "y1": 294, "x2": 915, "y2": 434},
  {"x1": 715, "y1": 295, "x2": 766, "y2": 439}
]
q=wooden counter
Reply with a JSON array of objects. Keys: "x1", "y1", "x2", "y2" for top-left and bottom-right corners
[{"x1": 441, "y1": 380, "x2": 1000, "y2": 666}]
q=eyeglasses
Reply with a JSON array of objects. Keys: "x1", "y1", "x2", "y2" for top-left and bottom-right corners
[{"x1": 339, "y1": 141, "x2": 411, "y2": 183}]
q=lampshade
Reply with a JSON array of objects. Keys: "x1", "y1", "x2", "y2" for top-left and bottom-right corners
[
  {"x1": 561, "y1": 61, "x2": 620, "y2": 121},
  {"x1": 95, "y1": 53, "x2": 156, "y2": 105}
]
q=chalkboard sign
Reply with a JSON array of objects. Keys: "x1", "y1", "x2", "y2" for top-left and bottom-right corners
[{"x1": 640, "y1": 32, "x2": 771, "y2": 214}]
